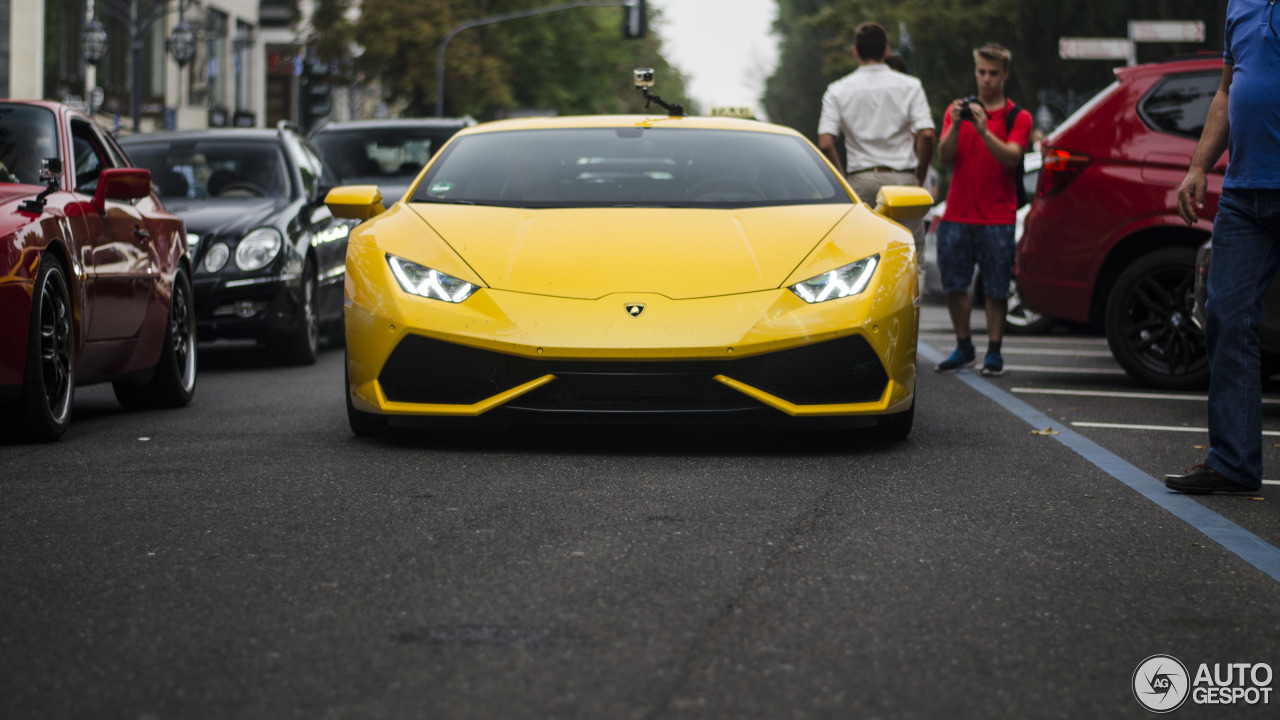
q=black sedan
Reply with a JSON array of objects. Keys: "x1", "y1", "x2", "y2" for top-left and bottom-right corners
[{"x1": 120, "y1": 123, "x2": 351, "y2": 364}]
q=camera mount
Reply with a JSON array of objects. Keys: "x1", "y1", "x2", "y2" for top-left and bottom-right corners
[{"x1": 633, "y1": 68, "x2": 684, "y2": 117}]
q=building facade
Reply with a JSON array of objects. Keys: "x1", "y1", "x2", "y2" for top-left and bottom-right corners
[
  {"x1": 2, "y1": 0, "x2": 313, "y2": 132},
  {"x1": 2, "y1": 1, "x2": 375, "y2": 133}
]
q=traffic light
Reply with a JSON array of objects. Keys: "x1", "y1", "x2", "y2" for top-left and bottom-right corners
[
  {"x1": 622, "y1": 0, "x2": 646, "y2": 39},
  {"x1": 299, "y1": 59, "x2": 333, "y2": 131}
]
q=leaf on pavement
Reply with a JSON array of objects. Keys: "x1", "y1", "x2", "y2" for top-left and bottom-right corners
[
  {"x1": 1030, "y1": 427, "x2": 1059, "y2": 436},
  {"x1": 1251, "y1": 497, "x2": 1265, "y2": 501}
]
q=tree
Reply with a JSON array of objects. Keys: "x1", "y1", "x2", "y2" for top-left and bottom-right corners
[
  {"x1": 309, "y1": 0, "x2": 692, "y2": 119},
  {"x1": 764, "y1": 0, "x2": 1228, "y2": 140}
]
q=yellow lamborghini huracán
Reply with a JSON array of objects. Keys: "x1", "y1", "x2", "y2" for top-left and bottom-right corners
[{"x1": 327, "y1": 111, "x2": 931, "y2": 438}]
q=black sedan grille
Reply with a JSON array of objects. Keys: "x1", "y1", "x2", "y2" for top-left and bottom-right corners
[{"x1": 378, "y1": 334, "x2": 888, "y2": 411}]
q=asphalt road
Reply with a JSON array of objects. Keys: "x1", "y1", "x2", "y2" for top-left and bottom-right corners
[{"x1": 3, "y1": 301, "x2": 1279, "y2": 719}]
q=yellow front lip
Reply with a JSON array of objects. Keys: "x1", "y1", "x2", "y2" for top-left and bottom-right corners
[
  {"x1": 372, "y1": 374, "x2": 557, "y2": 417},
  {"x1": 715, "y1": 375, "x2": 907, "y2": 417},
  {"x1": 359, "y1": 370, "x2": 906, "y2": 419}
]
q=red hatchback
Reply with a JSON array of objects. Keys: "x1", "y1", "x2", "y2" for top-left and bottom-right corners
[
  {"x1": 0, "y1": 100, "x2": 196, "y2": 441},
  {"x1": 1017, "y1": 55, "x2": 1224, "y2": 389}
]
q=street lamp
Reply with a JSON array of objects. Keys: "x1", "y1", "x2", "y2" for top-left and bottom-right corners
[
  {"x1": 80, "y1": 19, "x2": 108, "y2": 64},
  {"x1": 80, "y1": 0, "x2": 201, "y2": 132},
  {"x1": 166, "y1": 21, "x2": 196, "y2": 68}
]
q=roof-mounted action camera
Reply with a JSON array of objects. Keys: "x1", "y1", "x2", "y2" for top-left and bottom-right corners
[{"x1": 633, "y1": 68, "x2": 683, "y2": 118}]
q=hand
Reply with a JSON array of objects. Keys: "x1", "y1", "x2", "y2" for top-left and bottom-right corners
[
  {"x1": 968, "y1": 102, "x2": 990, "y2": 134},
  {"x1": 1176, "y1": 169, "x2": 1206, "y2": 225},
  {"x1": 949, "y1": 100, "x2": 965, "y2": 124}
]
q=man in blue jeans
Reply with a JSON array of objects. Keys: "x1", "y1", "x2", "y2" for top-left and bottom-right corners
[{"x1": 1166, "y1": 0, "x2": 1280, "y2": 494}]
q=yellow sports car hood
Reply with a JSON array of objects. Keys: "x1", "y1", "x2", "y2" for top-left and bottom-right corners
[{"x1": 408, "y1": 204, "x2": 854, "y2": 300}]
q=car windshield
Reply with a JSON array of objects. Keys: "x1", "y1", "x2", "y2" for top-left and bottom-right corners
[
  {"x1": 408, "y1": 127, "x2": 850, "y2": 208},
  {"x1": 0, "y1": 104, "x2": 59, "y2": 186},
  {"x1": 312, "y1": 125, "x2": 464, "y2": 183},
  {"x1": 124, "y1": 139, "x2": 291, "y2": 200}
]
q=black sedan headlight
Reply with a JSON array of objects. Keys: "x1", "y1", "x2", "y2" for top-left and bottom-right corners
[{"x1": 234, "y1": 228, "x2": 283, "y2": 272}]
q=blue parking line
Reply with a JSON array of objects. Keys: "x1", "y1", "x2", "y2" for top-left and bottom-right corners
[{"x1": 918, "y1": 342, "x2": 1280, "y2": 584}]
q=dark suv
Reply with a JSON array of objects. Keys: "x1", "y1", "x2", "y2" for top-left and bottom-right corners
[
  {"x1": 310, "y1": 117, "x2": 476, "y2": 202},
  {"x1": 1017, "y1": 54, "x2": 1223, "y2": 389}
]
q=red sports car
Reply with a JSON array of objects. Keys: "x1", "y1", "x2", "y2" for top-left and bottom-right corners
[{"x1": 0, "y1": 100, "x2": 195, "y2": 441}]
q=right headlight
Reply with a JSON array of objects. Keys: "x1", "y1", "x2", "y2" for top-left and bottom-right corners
[
  {"x1": 386, "y1": 254, "x2": 478, "y2": 303},
  {"x1": 789, "y1": 255, "x2": 879, "y2": 303},
  {"x1": 234, "y1": 228, "x2": 283, "y2": 272}
]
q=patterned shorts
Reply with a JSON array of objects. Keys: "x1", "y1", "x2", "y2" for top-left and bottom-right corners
[{"x1": 936, "y1": 220, "x2": 1017, "y2": 298}]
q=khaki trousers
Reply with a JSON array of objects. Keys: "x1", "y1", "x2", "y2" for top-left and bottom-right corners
[{"x1": 847, "y1": 169, "x2": 924, "y2": 256}]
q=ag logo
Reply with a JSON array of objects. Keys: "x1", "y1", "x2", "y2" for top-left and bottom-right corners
[
  {"x1": 624, "y1": 302, "x2": 645, "y2": 318},
  {"x1": 1134, "y1": 655, "x2": 1190, "y2": 713}
]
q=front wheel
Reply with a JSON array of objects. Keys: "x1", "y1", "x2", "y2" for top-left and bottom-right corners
[
  {"x1": 270, "y1": 258, "x2": 319, "y2": 366},
  {"x1": 5, "y1": 256, "x2": 75, "y2": 442},
  {"x1": 114, "y1": 268, "x2": 197, "y2": 409},
  {"x1": 1104, "y1": 247, "x2": 1208, "y2": 389},
  {"x1": 870, "y1": 382, "x2": 915, "y2": 441},
  {"x1": 345, "y1": 361, "x2": 388, "y2": 437}
]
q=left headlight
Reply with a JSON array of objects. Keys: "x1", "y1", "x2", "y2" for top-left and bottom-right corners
[
  {"x1": 789, "y1": 255, "x2": 879, "y2": 303},
  {"x1": 234, "y1": 228, "x2": 283, "y2": 272},
  {"x1": 386, "y1": 254, "x2": 478, "y2": 303}
]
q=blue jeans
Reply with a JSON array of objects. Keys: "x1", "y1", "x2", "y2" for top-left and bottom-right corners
[
  {"x1": 935, "y1": 221, "x2": 1016, "y2": 298},
  {"x1": 1205, "y1": 188, "x2": 1280, "y2": 490}
]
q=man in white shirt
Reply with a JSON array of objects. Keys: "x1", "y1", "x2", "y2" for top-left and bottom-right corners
[{"x1": 818, "y1": 22, "x2": 935, "y2": 248}]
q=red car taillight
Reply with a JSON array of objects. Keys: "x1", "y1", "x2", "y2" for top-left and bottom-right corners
[{"x1": 1037, "y1": 148, "x2": 1091, "y2": 199}]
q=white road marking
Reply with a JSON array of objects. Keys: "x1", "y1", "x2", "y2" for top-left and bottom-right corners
[
  {"x1": 1016, "y1": 387, "x2": 1205, "y2": 400},
  {"x1": 1000, "y1": 348, "x2": 1116, "y2": 357},
  {"x1": 1014, "y1": 387, "x2": 1280, "y2": 404},
  {"x1": 1072, "y1": 421, "x2": 1280, "y2": 436},
  {"x1": 919, "y1": 332, "x2": 1111, "y2": 346},
  {"x1": 1005, "y1": 365, "x2": 1128, "y2": 375}
]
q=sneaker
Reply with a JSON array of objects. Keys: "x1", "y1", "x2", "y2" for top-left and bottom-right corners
[
  {"x1": 934, "y1": 345, "x2": 976, "y2": 373},
  {"x1": 980, "y1": 352, "x2": 1005, "y2": 377}
]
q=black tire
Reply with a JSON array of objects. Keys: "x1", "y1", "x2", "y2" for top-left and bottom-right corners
[
  {"x1": 871, "y1": 383, "x2": 915, "y2": 441},
  {"x1": 1264, "y1": 353, "x2": 1280, "y2": 380},
  {"x1": 6, "y1": 256, "x2": 75, "y2": 442},
  {"x1": 113, "y1": 268, "x2": 198, "y2": 409},
  {"x1": 1105, "y1": 247, "x2": 1209, "y2": 389},
  {"x1": 1005, "y1": 277, "x2": 1056, "y2": 334},
  {"x1": 270, "y1": 258, "x2": 319, "y2": 366},
  {"x1": 325, "y1": 319, "x2": 346, "y2": 348},
  {"x1": 345, "y1": 361, "x2": 388, "y2": 437}
]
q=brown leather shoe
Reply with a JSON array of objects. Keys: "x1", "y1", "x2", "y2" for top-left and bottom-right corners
[{"x1": 1164, "y1": 462, "x2": 1257, "y2": 494}]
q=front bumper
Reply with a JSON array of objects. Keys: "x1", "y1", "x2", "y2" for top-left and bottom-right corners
[
  {"x1": 192, "y1": 272, "x2": 301, "y2": 342},
  {"x1": 345, "y1": 252, "x2": 919, "y2": 426}
]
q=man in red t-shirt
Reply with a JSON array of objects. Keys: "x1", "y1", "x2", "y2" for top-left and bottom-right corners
[{"x1": 933, "y1": 42, "x2": 1032, "y2": 377}]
